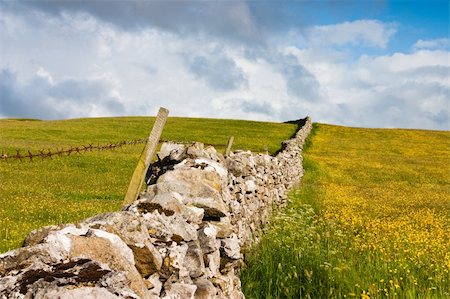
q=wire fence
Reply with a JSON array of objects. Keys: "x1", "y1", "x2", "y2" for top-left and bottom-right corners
[
  {"x1": 0, "y1": 138, "x2": 224, "y2": 163},
  {"x1": 0, "y1": 138, "x2": 149, "y2": 162}
]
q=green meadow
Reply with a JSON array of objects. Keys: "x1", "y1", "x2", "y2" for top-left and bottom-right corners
[
  {"x1": 0, "y1": 117, "x2": 296, "y2": 253},
  {"x1": 1, "y1": 117, "x2": 448, "y2": 298},
  {"x1": 241, "y1": 124, "x2": 450, "y2": 298}
]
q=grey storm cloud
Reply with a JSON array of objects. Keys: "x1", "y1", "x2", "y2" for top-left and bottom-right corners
[
  {"x1": 6, "y1": 0, "x2": 386, "y2": 41},
  {"x1": 0, "y1": 68, "x2": 125, "y2": 120},
  {"x1": 187, "y1": 54, "x2": 247, "y2": 91},
  {"x1": 5, "y1": 0, "x2": 264, "y2": 44}
]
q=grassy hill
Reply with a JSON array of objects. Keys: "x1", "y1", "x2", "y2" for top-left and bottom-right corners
[
  {"x1": 1, "y1": 117, "x2": 448, "y2": 298},
  {"x1": 0, "y1": 117, "x2": 297, "y2": 253},
  {"x1": 241, "y1": 124, "x2": 450, "y2": 298}
]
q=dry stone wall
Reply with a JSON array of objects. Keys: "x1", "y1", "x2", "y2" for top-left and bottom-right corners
[{"x1": 0, "y1": 117, "x2": 312, "y2": 299}]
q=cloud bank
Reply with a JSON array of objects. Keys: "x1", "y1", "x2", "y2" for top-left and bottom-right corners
[{"x1": 0, "y1": 1, "x2": 448, "y2": 130}]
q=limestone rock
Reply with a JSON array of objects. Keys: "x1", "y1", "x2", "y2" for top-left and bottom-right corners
[
  {"x1": 162, "y1": 282, "x2": 197, "y2": 299},
  {"x1": 132, "y1": 192, "x2": 205, "y2": 225},
  {"x1": 212, "y1": 217, "x2": 233, "y2": 239},
  {"x1": 32, "y1": 286, "x2": 125, "y2": 299},
  {"x1": 186, "y1": 142, "x2": 208, "y2": 159},
  {"x1": 204, "y1": 250, "x2": 220, "y2": 278},
  {"x1": 194, "y1": 277, "x2": 217, "y2": 299},
  {"x1": 22, "y1": 223, "x2": 72, "y2": 247},
  {"x1": 183, "y1": 240, "x2": 205, "y2": 279},
  {"x1": 143, "y1": 213, "x2": 197, "y2": 243},
  {"x1": 155, "y1": 168, "x2": 228, "y2": 218},
  {"x1": 198, "y1": 225, "x2": 218, "y2": 254},
  {"x1": 220, "y1": 234, "x2": 241, "y2": 261},
  {"x1": 81, "y1": 212, "x2": 162, "y2": 278},
  {"x1": 148, "y1": 273, "x2": 163, "y2": 297},
  {"x1": 158, "y1": 142, "x2": 187, "y2": 161}
]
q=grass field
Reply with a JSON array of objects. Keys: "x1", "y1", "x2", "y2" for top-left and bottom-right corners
[
  {"x1": 0, "y1": 117, "x2": 297, "y2": 253},
  {"x1": 241, "y1": 124, "x2": 450, "y2": 298}
]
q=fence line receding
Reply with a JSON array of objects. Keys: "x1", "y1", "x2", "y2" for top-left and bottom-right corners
[{"x1": 0, "y1": 138, "x2": 149, "y2": 162}]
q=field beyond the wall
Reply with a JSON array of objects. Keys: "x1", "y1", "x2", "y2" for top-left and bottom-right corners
[
  {"x1": 241, "y1": 124, "x2": 450, "y2": 298},
  {"x1": 0, "y1": 116, "x2": 297, "y2": 253}
]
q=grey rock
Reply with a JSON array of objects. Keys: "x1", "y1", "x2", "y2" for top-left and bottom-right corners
[
  {"x1": 198, "y1": 225, "x2": 218, "y2": 254},
  {"x1": 194, "y1": 277, "x2": 217, "y2": 299},
  {"x1": 143, "y1": 213, "x2": 197, "y2": 243},
  {"x1": 220, "y1": 234, "x2": 241, "y2": 261},
  {"x1": 33, "y1": 286, "x2": 123, "y2": 299},
  {"x1": 147, "y1": 273, "x2": 163, "y2": 296},
  {"x1": 183, "y1": 241, "x2": 205, "y2": 279},
  {"x1": 158, "y1": 142, "x2": 187, "y2": 161},
  {"x1": 156, "y1": 168, "x2": 228, "y2": 218},
  {"x1": 162, "y1": 282, "x2": 197, "y2": 299},
  {"x1": 186, "y1": 142, "x2": 208, "y2": 159},
  {"x1": 212, "y1": 217, "x2": 233, "y2": 239}
]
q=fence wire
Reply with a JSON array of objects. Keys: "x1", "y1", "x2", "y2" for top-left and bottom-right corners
[{"x1": 0, "y1": 138, "x2": 148, "y2": 162}]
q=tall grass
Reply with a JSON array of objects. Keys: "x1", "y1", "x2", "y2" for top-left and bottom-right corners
[
  {"x1": 241, "y1": 124, "x2": 449, "y2": 298},
  {"x1": 0, "y1": 116, "x2": 297, "y2": 253}
]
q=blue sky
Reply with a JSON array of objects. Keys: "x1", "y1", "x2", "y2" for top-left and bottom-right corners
[{"x1": 0, "y1": 0, "x2": 448, "y2": 129}]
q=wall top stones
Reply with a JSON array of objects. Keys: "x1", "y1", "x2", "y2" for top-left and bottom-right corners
[{"x1": 0, "y1": 117, "x2": 312, "y2": 299}]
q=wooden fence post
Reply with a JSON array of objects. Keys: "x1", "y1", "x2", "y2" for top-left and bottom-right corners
[
  {"x1": 225, "y1": 136, "x2": 234, "y2": 156},
  {"x1": 123, "y1": 107, "x2": 169, "y2": 205}
]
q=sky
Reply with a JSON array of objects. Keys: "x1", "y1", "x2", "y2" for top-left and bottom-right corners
[{"x1": 0, "y1": 0, "x2": 449, "y2": 130}]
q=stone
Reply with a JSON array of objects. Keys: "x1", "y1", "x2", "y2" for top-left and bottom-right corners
[
  {"x1": 194, "y1": 158, "x2": 228, "y2": 180},
  {"x1": 204, "y1": 250, "x2": 220, "y2": 278},
  {"x1": 143, "y1": 213, "x2": 197, "y2": 243},
  {"x1": 0, "y1": 226, "x2": 149, "y2": 299},
  {"x1": 128, "y1": 241, "x2": 162, "y2": 278},
  {"x1": 148, "y1": 273, "x2": 163, "y2": 296},
  {"x1": 183, "y1": 206, "x2": 205, "y2": 225},
  {"x1": 0, "y1": 243, "x2": 69, "y2": 277},
  {"x1": 158, "y1": 142, "x2": 187, "y2": 161},
  {"x1": 186, "y1": 142, "x2": 207, "y2": 159},
  {"x1": 33, "y1": 286, "x2": 123, "y2": 299},
  {"x1": 212, "y1": 217, "x2": 233, "y2": 239},
  {"x1": 186, "y1": 197, "x2": 228, "y2": 219},
  {"x1": 134, "y1": 192, "x2": 184, "y2": 216},
  {"x1": 162, "y1": 282, "x2": 197, "y2": 299},
  {"x1": 155, "y1": 168, "x2": 228, "y2": 218},
  {"x1": 133, "y1": 192, "x2": 205, "y2": 225},
  {"x1": 81, "y1": 212, "x2": 162, "y2": 278},
  {"x1": 22, "y1": 223, "x2": 72, "y2": 247},
  {"x1": 68, "y1": 229, "x2": 151, "y2": 299},
  {"x1": 194, "y1": 277, "x2": 217, "y2": 299},
  {"x1": 220, "y1": 234, "x2": 241, "y2": 260},
  {"x1": 163, "y1": 243, "x2": 188, "y2": 274},
  {"x1": 198, "y1": 225, "x2": 218, "y2": 254},
  {"x1": 204, "y1": 145, "x2": 224, "y2": 162},
  {"x1": 183, "y1": 240, "x2": 205, "y2": 279},
  {"x1": 244, "y1": 179, "x2": 257, "y2": 193}
]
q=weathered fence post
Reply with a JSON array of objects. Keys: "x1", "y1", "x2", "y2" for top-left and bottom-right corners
[
  {"x1": 123, "y1": 107, "x2": 169, "y2": 205},
  {"x1": 225, "y1": 136, "x2": 234, "y2": 156}
]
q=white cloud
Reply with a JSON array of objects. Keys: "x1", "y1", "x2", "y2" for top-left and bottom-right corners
[
  {"x1": 286, "y1": 47, "x2": 449, "y2": 129},
  {"x1": 0, "y1": 6, "x2": 448, "y2": 130},
  {"x1": 306, "y1": 20, "x2": 397, "y2": 48},
  {"x1": 413, "y1": 38, "x2": 450, "y2": 50}
]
